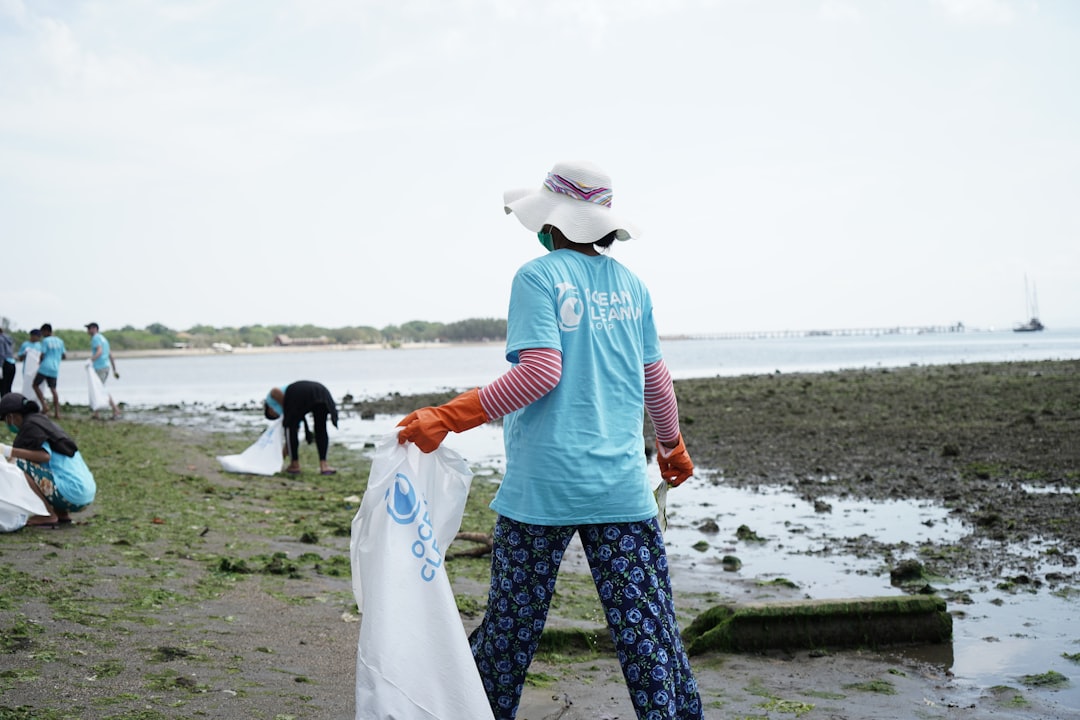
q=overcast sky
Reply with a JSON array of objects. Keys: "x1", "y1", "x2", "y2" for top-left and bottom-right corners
[{"x1": 2, "y1": 0, "x2": 1076, "y2": 336}]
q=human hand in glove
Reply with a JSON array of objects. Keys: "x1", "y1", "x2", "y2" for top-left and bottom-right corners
[
  {"x1": 656, "y1": 435, "x2": 694, "y2": 487},
  {"x1": 0, "y1": 443, "x2": 12, "y2": 460},
  {"x1": 397, "y1": 388, "x2": 488, "y2": 453},
  {"x1": 114, "y1": 371, "x2": 120, "y2": 380}
]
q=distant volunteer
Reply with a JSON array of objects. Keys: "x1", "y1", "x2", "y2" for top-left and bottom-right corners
[
  {"x1": 16, "y1": 328, "x2": 43, "y2": 372},
  {"x1": 16, "y1": 329, "x2": 43, "y2": 397},
  {"x1": 33, "y1": 323, "x2": 66, "y2": 419},
  {"x1": 0, "y1": 327, "x2": 15, "y2": 396},
  {"x1": 263, "y1": 381, "x2": 339, "y2": 475},
  {"x1": 0, "y1": 393, "x2": 96, "y2": 528},
  {"x1": 86, "y1": 322, "x2": 121, "y2": 420}
]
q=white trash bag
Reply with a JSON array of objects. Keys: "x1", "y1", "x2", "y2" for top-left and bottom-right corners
[
  {"x1": 21, "y1": 348, "x2": 41, "y2": 399},
  {"x1": 350, "y1": 436, "x2": 494, "y2": 720},
  {"x1": 86, "y1": 360, "x2": 112, "y2": 412},
  {"x1": 216, "y1": 418, "x2": 285, "y2": 476},
  {"x1": 0, "y1": 460, "x2": 49, "y2": 532}
]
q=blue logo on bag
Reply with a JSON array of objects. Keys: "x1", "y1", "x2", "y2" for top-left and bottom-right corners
[
  {"x1": 385, "y1": 473, "x2": 421, "y2": 524},
  {"x1": 383, "y1": 471, "x2": 444, "y2": 582}
]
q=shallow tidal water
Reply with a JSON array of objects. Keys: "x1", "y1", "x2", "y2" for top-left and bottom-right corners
[{"x1": 659, "y1": 476, "x2": 1080, "y2": 710}]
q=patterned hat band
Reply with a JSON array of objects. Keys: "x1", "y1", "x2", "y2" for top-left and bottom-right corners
[{"x1": 543, "y1": 172, "x2": 613, "y2": 208}]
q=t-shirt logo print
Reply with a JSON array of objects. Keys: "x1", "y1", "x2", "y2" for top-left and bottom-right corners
[{"x1": 556, "y1": 282, "x2": 584, "y2": 332}]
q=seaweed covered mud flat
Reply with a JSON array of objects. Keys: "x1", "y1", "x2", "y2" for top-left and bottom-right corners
[
  {"x1": 676, "y1": 359, "x2": 1080, "y2": 575},
  {"x1": 0, "y1": 360, "x2": 1076, "y2": 719},
  {"x1": 352, "y1": 359, "x2": 1080, "y2": 548}
]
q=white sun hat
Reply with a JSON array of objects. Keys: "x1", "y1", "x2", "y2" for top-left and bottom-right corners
[{"x1": 503, "y1": 160, "x2": 641, "y2": 244}]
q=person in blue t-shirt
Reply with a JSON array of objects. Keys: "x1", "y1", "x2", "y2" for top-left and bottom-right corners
[
  {"x1": 32, "y1": 323, "x2": 66, "y2": 419},
  {"x1": 397, "y1": 161, "x2": 701, "y2": 720},
  {"x1": 16, "y1": 328, "x2": 42, "y2": 393},
  {"x1": 0, "y1": 392, "x2": 96, "y2": 527},
  {"x1": 86, "y1": 323, "x2": 120, "y2": 420},
  {"x1": 16, "y1": 329, "x2": 42, "y2": 367}
]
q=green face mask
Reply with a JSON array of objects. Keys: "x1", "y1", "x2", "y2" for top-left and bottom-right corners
[
  {"x1": 6, "y1": 423, "x2": 18, "y2": 434},
  {"x1": 537, "y1": 231, "x2": 554, "y2": 252}
]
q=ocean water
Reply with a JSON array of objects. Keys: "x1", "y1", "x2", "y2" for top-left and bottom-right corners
[
  {"x1": 28, "y1": 327, "x2": 1080, "y2": 709},
  {"x1": 40, "y1": 325, "x2": 1080, "y2": 410}
]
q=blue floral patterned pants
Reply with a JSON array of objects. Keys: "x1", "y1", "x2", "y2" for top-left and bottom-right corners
[{"x1": 469, "y1": 515, "x2": 702, "y2": 720}]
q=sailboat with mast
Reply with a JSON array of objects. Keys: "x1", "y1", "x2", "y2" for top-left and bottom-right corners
[{"x1": 1013, "y1": 275, "x2": 1045, "y2": 332}]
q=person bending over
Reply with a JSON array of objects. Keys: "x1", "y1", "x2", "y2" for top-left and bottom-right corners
[
  {"x1": 263, "y1": 380, "x2": 338, "y2": 476},
  {"x1": 0, "y1": 392, "x2": 96, "y2": 528}
]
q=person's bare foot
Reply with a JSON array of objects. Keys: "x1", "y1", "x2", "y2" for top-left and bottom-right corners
[{"x1": 27, "y1": 514, "x2": 59, "y2": 526}]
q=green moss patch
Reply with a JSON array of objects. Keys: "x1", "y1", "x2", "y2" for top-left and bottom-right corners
[
  {"x1": 683, "y1": 595, "x2": 951, "y2": 655},
  {"x1": 1019, "y1": 670, "x2": 1069, "y2": 688}
]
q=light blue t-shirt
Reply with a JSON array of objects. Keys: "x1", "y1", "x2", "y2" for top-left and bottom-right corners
[
  {"x1": 38, "y1": 336, "x2": 66, "y2": 378},
  {"x1": 490, "y1": 250, "x2": 663, "y2": 526},
  {"x1": 91, "y1": 333, "x2": 111, "y2": 371},
  {"x1": 43, "y1": 441, "x2": 96, "y2": 508}
]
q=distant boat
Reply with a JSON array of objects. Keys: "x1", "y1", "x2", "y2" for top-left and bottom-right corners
[
  {"x1": 1014, "y1": 317, "x2": 1044, "y2": 333},
  {"x1": 1013, "y1": 276, "x2": 1045, "y2": 333}
]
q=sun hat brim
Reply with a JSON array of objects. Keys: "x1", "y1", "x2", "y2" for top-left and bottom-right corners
[{"x1": 504, "y1": 185, "x2": 640, "y2": 244}]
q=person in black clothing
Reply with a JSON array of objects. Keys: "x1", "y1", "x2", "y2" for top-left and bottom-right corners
[
  {"x1": 262, "y1": 381, "x2": 338, "y2": 475},
  {"x1": 0, "y1": 327, "x2": 15, "y2": 396}
]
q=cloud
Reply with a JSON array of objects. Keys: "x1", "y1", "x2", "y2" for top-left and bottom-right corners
[{"x1": 1, "y1": 0, "x2": 1077, "y2": 334}]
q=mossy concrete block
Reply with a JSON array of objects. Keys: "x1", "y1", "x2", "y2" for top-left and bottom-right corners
[{"x1": 682, "y1": 595, "x2": 951, "y2": 655}]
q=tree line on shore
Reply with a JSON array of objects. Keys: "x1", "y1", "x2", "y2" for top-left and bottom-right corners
[{"x1": 1, "y1": 318, "x2": 508, "y2": 352}]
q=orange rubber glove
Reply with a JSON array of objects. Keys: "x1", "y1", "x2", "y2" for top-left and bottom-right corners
[
  {"x1": 656, "y1": 435, "x2": 694, "y2": 487},
  {"x1": 397, "y1": 388, "x2": 489, "y2": 453}
]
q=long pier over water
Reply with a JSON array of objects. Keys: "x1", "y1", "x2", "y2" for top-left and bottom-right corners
[{"x1": 664, "y1": 323, "x2": 966, "y2": 341}]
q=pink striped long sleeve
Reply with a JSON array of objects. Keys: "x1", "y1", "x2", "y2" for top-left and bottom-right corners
[
  {"x1": 644, "y1": 359, "x2": 681, "y2": 444},
  {"x1": 478, "y1": 348, "x2": 562, "y2": 419}
]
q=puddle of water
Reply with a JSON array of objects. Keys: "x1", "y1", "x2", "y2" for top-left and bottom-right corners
[
  {"x1": 662, "y1": 477, "x2": 1080, "y2": 712},
  {"x1": 661, "y1": 477, "x2": 963, "y2": 597},
  {"x1": 1022, "y1": 483, "x2": 1080, "y2": 495}
]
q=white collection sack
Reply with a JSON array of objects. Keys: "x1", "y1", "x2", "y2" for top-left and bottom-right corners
[
  {"x1": 85, "y1": 360, "x2": 112, "y2": 412},
  {"x1": 20, "y1": 348, "x2": 41, "y2": 399},
  {"x1": 216, "y1": 418, "x2": 284, "y2": 476},
  {"x1": 0, "y1": 460, "x2": 49, "y2": 532},
  {"x1": 350, "y1": 436, "x2": 494, "y2": 720}
]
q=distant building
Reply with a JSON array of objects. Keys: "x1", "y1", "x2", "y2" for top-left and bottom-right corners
[{"x1": 273, "y1": 334, "x2": 333, "y2": 347}]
